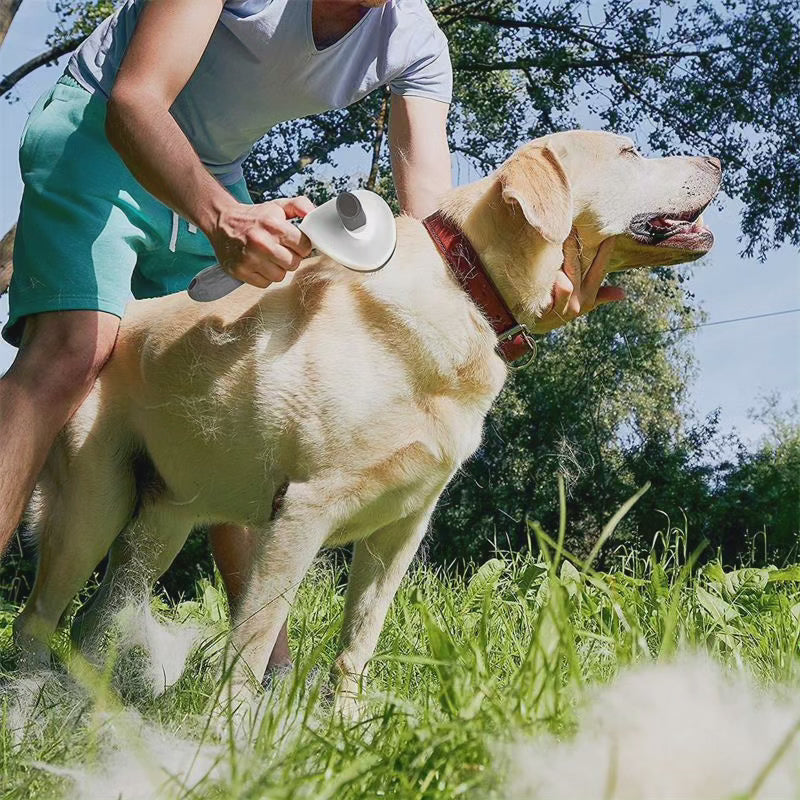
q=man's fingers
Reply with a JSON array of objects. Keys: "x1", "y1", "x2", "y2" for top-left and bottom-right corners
[
  {"x1": 561, "y1": 234, "x2": 582, "y2": 289},
  {"x1": 259, "y1": 200, "x2": 314, "y2": 256},
  {"x1": 274, "y1": 195, "x2": 316, "y2": 220},
  {"x1": 553, "y1": 270, "x2": 576, "y2": 318},
  {"x1": 240, "y1": 271, "x2": 272, "y2": 289},
  {"x1": 275, "y1": 219, "x2": 313, "y2": 257},
  {"x1": 252, "y1": 262, "x2": 287, "y2": 283},
  {"x1": 249, "y1": 227, "x2": 304, "y2": 270},
  {"x1": 593, "y1": 285, "x2": 626, "y2": 306},
  {"x1": 582, "y1": 237, "x2": 617, "y2": 300}
]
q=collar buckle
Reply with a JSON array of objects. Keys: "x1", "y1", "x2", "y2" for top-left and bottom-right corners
[{"x1": 496, "y1": 324, "x2": 537, "y2": 370}]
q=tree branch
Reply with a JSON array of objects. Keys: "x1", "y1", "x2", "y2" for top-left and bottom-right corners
[
  {"x1": 457, "y1": 47, "x2": 733, "y2": 73},
  {"x1": 434, "y1": 0, "x2": 501, "y2": 28},
  {"x1": 0, "y1": 0, "x2": 23, "y2": 47},
  {"x1": 248, "y1": 123, "x2": 360, "y2": 198},
  {"x1": 1, "y1": 35, "x2": 83, "y2": 96},
  {"x1": 606, "y1": 65, "x2": 747, "y2": 170},
  {"x1": 365, "y1": 89, "x2": 390, "y2": 191}
]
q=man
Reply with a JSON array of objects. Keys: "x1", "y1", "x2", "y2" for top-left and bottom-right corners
[{"x1": 0, "y1": 0, "x2": 621, "y2": 667}]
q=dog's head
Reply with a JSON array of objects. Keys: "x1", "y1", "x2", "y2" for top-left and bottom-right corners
[{"x1": 444, "y1": 130, "x2": 722, "y2": 322}]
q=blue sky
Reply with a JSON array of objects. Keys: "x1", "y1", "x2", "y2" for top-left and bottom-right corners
[{"x1": 1, "y1": 1, "x2": 798, "y2": 448}]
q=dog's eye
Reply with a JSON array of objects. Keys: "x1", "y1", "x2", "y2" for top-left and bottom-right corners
[{"x1": 620, "y1": 145, "x2": 640, "y2": 158}]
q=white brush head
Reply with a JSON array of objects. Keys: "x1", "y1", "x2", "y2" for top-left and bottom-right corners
[
  {"x1": 299, "y1": 189, "x2": 396, "y2": 272},
  {"x1": 187, "y1": 189, "x2": 397, "y2": 302}
]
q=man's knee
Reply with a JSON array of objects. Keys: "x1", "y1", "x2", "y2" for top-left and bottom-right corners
[{"x1": 10, "y1": 311, "x2": 120, "y2": 399}]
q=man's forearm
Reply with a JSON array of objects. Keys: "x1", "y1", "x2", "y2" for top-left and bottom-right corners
[
  {"x1": 392, "y1": 133, "x2": 451, "y2": 218},
  {"x1": 396, "y1": 168, "x2": 451, "y2": 219},
  {"x1": 389, "y1": 95, "x2": 452, "y2": 219},
  {"x1": 106, "y1": 90, "x2": 236, "y2": 236}
]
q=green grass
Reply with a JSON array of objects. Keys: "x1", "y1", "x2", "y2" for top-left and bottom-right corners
[{"x1": 1, "y1": 495, "x2": 799, "y2": 799}]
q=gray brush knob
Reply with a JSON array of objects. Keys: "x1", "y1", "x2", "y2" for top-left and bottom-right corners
[{"x1": 336, "y1": 191, "x2": 367, "y2": 232}]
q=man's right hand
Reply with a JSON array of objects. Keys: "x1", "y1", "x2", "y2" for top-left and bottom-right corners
[{"x1": 209, "y1": 196, "x2": 316, "y2": 288}]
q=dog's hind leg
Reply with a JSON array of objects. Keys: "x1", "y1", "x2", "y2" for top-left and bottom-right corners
[
  {"x1": 13, "y1": 428, "x2": 136, "y2": 668},
  {"x1": 71, "y1": 500, "x2": 195, "y2": 656}
]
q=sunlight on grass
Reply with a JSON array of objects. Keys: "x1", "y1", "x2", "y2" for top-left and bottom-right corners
[{"x1": 1, "y1": 488, "x2": 799, "y2": 799}]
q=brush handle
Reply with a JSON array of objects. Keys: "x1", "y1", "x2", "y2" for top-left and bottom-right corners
[{"x1": 187, "y1": 265, "x2": 244, "y2": 302}]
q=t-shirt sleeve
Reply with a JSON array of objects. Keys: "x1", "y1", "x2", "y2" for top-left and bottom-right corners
[{"x1": 389, "y1": 39, "x2": 453, "y2": 104}]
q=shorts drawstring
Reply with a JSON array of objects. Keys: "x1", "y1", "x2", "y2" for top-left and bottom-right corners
[
  {"x1": 168, "y1": 213, "x2": 199, "y2": 253},
  {"x1": 169, "y1": 211, "x2": 179, "y2": 253}
]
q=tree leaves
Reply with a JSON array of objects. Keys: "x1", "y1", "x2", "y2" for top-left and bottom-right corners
[{"x1": 8, "y1": 0, "x2": 796, "y2": 253}]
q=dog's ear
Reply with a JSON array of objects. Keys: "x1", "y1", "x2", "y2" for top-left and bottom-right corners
[{"x1": 498, "y1": 145, "x2": 573, "y2": 245}]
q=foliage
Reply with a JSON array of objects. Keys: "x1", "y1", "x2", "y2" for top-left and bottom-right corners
[
  {"x1": 28, "y1": 0, "x2": 800, "y2": 257},
  {"x1": 1, "y1": 504, "x2": 799, "y2": 799},
  {"x1": 708, "y1": 400, "x2": 800, "y2": 563},
  {"x1": 2, "y1": 1, "x2": 797, "y2": 583},
  {"x1": 431, "y1": 265, "x2": 704, "y2": 563},
  {"x1": 46, "y1": 1, "x2": 115, "y2": 45},
  {"x1": 432, "y1": 379, "x2": 800, "y2": 568}
]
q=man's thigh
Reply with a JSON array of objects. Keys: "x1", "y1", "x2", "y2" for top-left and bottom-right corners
[{"x1": 9, "y1": 309, "x2": 121, "y2": 389}]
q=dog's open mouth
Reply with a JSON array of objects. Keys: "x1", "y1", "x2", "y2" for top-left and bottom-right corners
[{"x1": 627, "y1": 207, "x2": 714, "y2": 252}]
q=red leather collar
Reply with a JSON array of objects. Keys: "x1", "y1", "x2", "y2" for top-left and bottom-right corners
[{"x1": 422, "y1": 211, "x2": 535, "y2": 365}]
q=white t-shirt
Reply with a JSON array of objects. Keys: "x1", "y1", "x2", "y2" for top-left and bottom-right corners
[{"x1": 68, "y1": 0, "x2": 452, "y2": 185}]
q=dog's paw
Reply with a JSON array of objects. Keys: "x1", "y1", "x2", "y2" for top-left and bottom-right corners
[
  {"x1": 210, "y1": 677, "x2": 263, "y2": 739},
  {"x1": 11, "y1": 615, "x2": 53, "y2": 672},
  {"x1": 333, "y1": 689, "x2": 365, "y2": 723},
  {"x1": 260, "y1": 662, "x2": 293, "y2": 692}
]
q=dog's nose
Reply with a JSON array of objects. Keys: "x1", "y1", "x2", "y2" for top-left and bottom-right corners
[{"x1": 702, "y1": 156, "x2": 722, "y2": 172}]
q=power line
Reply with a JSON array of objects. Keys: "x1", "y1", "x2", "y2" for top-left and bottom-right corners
[{"x1": 637, "y1": 307, "x2": 800, "y2": 339}]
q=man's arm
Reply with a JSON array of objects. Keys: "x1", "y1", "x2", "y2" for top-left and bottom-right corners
[
  {"x1": 106, "y1": 0, "x2": 311, "y2": 287},
  {"x1": 389, "y1": 95, "x2": 451, "y2": 218}
]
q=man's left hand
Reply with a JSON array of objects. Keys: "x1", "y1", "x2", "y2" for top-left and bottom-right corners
[{"x1": 532, "y1": 236, "x2": 624, "y2": 333}]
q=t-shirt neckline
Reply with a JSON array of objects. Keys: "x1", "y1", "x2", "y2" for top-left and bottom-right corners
[{"x1": 304, "y1": 0, "x2": 375, "y2": 54}]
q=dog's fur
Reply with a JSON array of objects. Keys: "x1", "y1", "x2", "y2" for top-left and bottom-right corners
[{"x1": 14, "y1": 131, "x2": 721, "y2": 712}]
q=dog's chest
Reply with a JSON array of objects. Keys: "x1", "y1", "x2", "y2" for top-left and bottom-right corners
[{"x1": 308, "y1": 393, "x2": 489, "y2": 548}]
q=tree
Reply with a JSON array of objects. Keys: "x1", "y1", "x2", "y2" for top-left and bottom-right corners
[
  {"x1": 1, "y1": 1, "x2": 797, "y2": 591},
  {"x1": 708, "y1": 399, "x2": 800, "y2": 564},
  {"x1": 0, "y1": 0, "x2": 23, "y2": 47}
]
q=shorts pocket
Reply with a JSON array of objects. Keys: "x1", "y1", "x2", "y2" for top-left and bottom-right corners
[
  {"x1": 17, "y1": 82, "x2": 85, "y2": 177},
  {"x1": 18, "y1": 86, "x2": 59, "y2": 176},
  {"x1": 19, "y1": 86, "x2": 55, "y2": 149}
]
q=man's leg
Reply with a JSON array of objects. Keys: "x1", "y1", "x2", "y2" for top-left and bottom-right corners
[
  {"x1": 0, "y1": 310, "x2": 120, "y2": 557},
  {"x1": 208, "y1": 523, "x2": 292, "y2": 668}
]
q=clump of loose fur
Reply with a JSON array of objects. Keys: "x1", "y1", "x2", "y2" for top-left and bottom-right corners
[
  {"x1": 33, "y1": 709, "x2": 228, "y2": 800},
  {"x1": 503, "y1": 656, "x2": 800, "y2": 800},
  {"x1": 111, "y1": 600, "x2": 204, "y2": 697}
]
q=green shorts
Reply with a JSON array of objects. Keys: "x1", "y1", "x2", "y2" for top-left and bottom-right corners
[{"x1": 4, "y1": 74, "x2": 252, "y2": 347}]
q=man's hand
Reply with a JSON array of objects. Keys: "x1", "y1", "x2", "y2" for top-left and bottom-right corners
[
  {"x1": 532, "y1": 236, "x2": 624, "y2": 333},
  {"x1": 209, "y1": 196, "x2": 315, "y2": 288}
]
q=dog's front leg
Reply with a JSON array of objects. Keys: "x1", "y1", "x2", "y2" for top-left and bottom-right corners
[
  {"x1": 333, "y1": 502, "x2": 436, "y2": 719},
  {"x1": 226, "y1": 482, "x2": 336, "y2": 698}
]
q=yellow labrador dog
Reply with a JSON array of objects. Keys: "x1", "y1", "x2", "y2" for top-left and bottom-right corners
[{"x1": 15, "y1": 131, "x2": 721, "y2": 711}]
